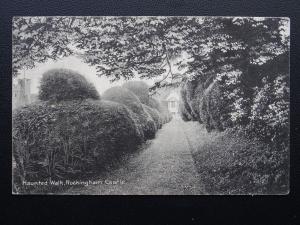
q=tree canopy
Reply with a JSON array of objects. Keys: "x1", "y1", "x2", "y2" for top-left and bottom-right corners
[
  {"x1": 12, "y1": 17, "x2": 77, "y2": 76},
  {"x1": 13, "y1": 16, "x2": 289, "y2": 91}
]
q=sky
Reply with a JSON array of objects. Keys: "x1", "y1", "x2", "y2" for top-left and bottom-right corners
[{"x1": 13, "y1": 56, "x2": 155, "y2": 95}]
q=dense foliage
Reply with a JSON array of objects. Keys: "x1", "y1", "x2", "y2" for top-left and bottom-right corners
[
  {"x1": 179, "y1": 100, "x2": 192, "y2": 121},
  {"x1": 123, "y1": 81, "x2": 150, "y2": 105},
  {"x1": 12, "y1": 17, "x2": 76, "y2": 76},
  {"x1": 178, "y1": 18, "x2": 289, "y2": 145},
  {"x1": 143, "y1": 104, "x2": 162, "y2": 130},
  {"x1": 39, "y1": 69, "x2": 100, "y2": 102},
  {"x1": 148, "y1": 97, "x2": 172, "y2": 124},
  {"x1": 102, "y1": 86, "x2": 157, "y2": 140},
  {"x1": 12, "y1": 100, "x2": 143, "y2": 193},
  {"x1": 186, "y1": 123, "x2": 289, "y2": 194}
]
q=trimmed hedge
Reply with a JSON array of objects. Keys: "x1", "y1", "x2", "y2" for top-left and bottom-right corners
[
  {"x1": 180, "y1": 79, "x2": 225, "y2": 131},
  {"x1": 142, "y1": 110, "x2": 157, "y2": 139},
  {"x1": 179, "y1": 100, "x2": 193, "y2": 121},
  {"x1": 12, "y1": 99, "x2": 143, "y2": 192},
  {"x1": 102, "y1": 86, "x2": 157, "y2": 139},
  {"x1": 143, "y1": 104, "x2": 162, "y2": 129},
  {"x1": 184, "y1": 80, "x2": 203, "y2": 121},
  {"x1": 179, "y1": 87, "x2": 194, "y2": 121},
  {"x1": 198, "y1": 82, "x2": 225, "y2": 131},
  {"x1": 148, "y1": 97, "x2": 161, "y2": 110},
  {"x1": 123, "y1": 81, "x2": 150, "y2": 105},
  {"x1": 148, "y1": 97, "x2": 172, "y2": 124},
  {"x1": 39, "y1": 68, "x2": 100, "y2": 102}
]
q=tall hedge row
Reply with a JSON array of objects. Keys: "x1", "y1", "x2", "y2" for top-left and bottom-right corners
[
  {"x1": 13, "y1": 69, "x2": 163, "y2": 193},
  {"x1": 179, "y1": 53, "x2": 289, "y2": 145},
  {"x1": 13, "y1": 100, "x2": 144, "y2": 191},
  {"x1": 179, "y1": 87, "x2": 194, "y2": 121},
  {"x1": 102, "y1": 86, "x2": 158, "y2": 140}
]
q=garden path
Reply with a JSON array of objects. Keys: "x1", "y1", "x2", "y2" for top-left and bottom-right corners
[{"x1": 67, "y1": 118, "x2": 205, "y2": 195}]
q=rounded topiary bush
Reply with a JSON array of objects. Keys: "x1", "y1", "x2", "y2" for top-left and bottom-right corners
[
  {"x1": 205, "y1": 82, "x2": 225, "y2": 131},
  {"x1": 39, "y1": 68, "x2": 100, "y2": 102},
  {"x1": 179, "y1": 87, "x2": 193, "y2": 120},
  {"x1": 182, "y1": 80, "x2": 203, "y2": 122},
  {"x1": 123, "y1": 81, "x2": 150, "y2": 105},
  {"x1": 148, "y1": 97, "x2": 172, "y2": 124},
  {"x1": 142, "y1": 110, "x2": 157, "y2": 139},
  {"x1": 180, "y1": 78, "x2": 225, "y2": 131},
  {"x1": 102, "y1": 86, "x2": 156, "y2": 139},
  {"x1": 12, "y1": 99, "x2": 143, "y2": 191},
  {"x1": 143, "y1": 104, "x2": 162, "y2": 129},
  {"x1": 198, "y1": 95, "x2": 212, "y2": 131},
  {"x1": 148, "y1": 97, "x2": 161, "y2": 110},
  {"x1": 191, "y1": 82, "x2": 205, "y2": 122},
  {"x1": 179, "y1": 100, "x2": 193, "y2": 121},
  {"x1": 198, "y1": 82, "x2": 225, "y2": 131}
]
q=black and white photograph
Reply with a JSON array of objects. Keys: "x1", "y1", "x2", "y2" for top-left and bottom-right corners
[{"x1": 12, "y1": 16, "x2": 290, "y2": 195}]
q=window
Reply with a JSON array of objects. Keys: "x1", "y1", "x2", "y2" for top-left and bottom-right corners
[{"x1": 171, "y1": 101, "x2": 176, "y2": 108}]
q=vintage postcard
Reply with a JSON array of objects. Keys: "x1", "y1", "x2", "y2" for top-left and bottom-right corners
[{"x1": 12, "y1": 16, "x2": 290, "y2": 195}]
